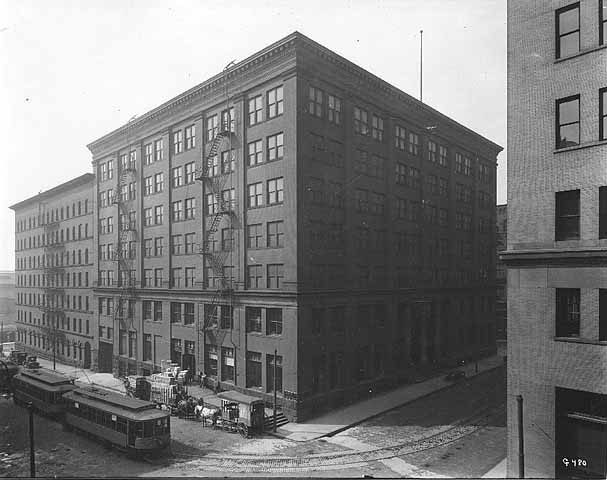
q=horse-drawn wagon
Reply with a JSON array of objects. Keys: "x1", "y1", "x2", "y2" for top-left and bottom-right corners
[{"x1": 212, "y1": 391, "x2": 265, "y2": 438}]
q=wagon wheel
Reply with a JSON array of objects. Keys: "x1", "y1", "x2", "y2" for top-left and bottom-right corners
[{"x1": 238, "y1": 423, "x2": 249, "y2": 438}]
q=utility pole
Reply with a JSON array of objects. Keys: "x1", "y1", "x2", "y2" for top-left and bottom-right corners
[
  {"x1": 273, "y1": 349, "x2": 277, "y2": 432},
  {"x1": 419, "y1": 29, "x2": 423, "y2": 102},
  {"x1": 28, "y1": 402, "x2": 35, "y2": 478},
  {"x1": 517, "y1": 395, "x2": 525, "y2": 478}
]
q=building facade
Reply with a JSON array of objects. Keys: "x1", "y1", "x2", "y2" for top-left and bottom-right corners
[
  {"x1": 88, "y1": 32, "x2": 502, "y2": 421},
  {"x1": 10, "y1": 174, "x2": 97, "y2": 370},
  {"x1": 505, "y1": 1, "x2": 607, "y2": 478},
  {"x1": 0, "y1": 271, "x2": 16, "y2": 343},
  {"x1": 496, "y1": 204, "x2": 507, "y2": 357}
]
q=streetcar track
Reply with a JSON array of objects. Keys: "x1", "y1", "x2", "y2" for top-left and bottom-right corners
[{"x1": 164, "y1": 401, "x2": 505, "y2": 471}]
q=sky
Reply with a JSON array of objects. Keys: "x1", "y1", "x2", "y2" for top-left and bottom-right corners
[{"x1": 0, "y1": 0, "x2": 507, "y2": 271}]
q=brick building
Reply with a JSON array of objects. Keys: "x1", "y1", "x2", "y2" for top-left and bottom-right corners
[
  {"x1": 0, "y1": 271, "x2": 16, "y2": 343},
  {"x1": 504, "y1": 1, "x2": 607, "y2": 478},
  {"x1": 88, "y1": 32, "x2": 502, "y2": 421},
  {"x1": 10, "y1": 174, "x2": 97, "y2": 370}
]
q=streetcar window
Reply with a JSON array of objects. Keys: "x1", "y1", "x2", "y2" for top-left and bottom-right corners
[
  {"x1": 133, "y1": 421, "x2": 144, "y2": 438},
  {"x1": 143, "y1": 421, "x2": 154, "y2": 438},
  {"x1": 116, "y1": 417, "x2": 127, "y2": 434}
]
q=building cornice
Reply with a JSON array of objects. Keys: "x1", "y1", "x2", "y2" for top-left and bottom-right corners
[
  {"x1": 500, "y1": 247, "x2": 607, "y2": 267},
  {"x1": 9, "y1": 173, "x2": 95, "y2": 211},
  {"x1": 87, "y1": 31, "x2": 503, "y2": 160}
]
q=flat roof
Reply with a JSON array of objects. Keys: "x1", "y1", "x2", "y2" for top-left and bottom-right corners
[
  {"x1": 9, "y1": 173, "x2": 94, "y2": 211},
  {"x1": 64, "y1": 388, "x2": 169, "y2": 421},
  {"x1": 87, "y1": 31, "x2": 502, "y2": 156},
  {"x1": 218, "y1": 390, "x2": 264, "y2": 405}
]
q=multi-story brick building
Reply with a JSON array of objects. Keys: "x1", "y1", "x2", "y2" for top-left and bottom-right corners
[
  {"x1": 505, "y1": 1, "x2": 607, "y2": 478},
  {"x1": 0, "y1": 271, "x2": 16, "y2": 344},
  {"x1": 88, "y1": 32, "x2": 502, "y2": 421},
  {"x1": 10, "y1": 174, "x2": 96, "y2": 369}
]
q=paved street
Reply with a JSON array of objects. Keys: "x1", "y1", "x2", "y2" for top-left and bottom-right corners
[{"x1": 0, "y1": 366, "x2": 505, "y2": 477}]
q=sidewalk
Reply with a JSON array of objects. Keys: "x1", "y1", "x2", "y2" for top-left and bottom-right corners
[
  {"x1": 273, "y1": 354, "x2": 505, "y2": 442},
  {"x1": 482, "y1": 458, "x2": 507, "y2": 478}
]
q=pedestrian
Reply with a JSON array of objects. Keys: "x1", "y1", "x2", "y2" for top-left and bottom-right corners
[{"x1": 199, "y1": 371, "x2": 206, "y2": 388}]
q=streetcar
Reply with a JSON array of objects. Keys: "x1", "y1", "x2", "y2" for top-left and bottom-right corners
[
  {"x1": 62, "y1": 386, "x2": 171, "y2": 454},
  {"x1": 11, "y1": 367, "x2": 77, "y2": 415}
]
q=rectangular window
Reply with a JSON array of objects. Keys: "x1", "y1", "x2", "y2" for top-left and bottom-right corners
[
  {"x1": 247, "y1": 265, "x2": 263, "y2": 289},
  {"x1": 154, "y1": 268, "x2": 163, "y2": 288},
  {"x1": 600, "y1": 289, "x2": 607, "y2": 341},
  {"x1": 356, "y1": 188, "x2": 369, "y2": 213},
  {"x1": 371, "y1": 115, "x2": 384, "y2": 141},
  {"x1": 600, "y1": 186, "x2": 607, "y2": 239},
  {"x1": 144, "y1": 176, "x2": 153, "y2": 196},
  {"x1": 220, "y1": 305, "x2": 233, "y2": 329},
  {"x1": 221, "y1": 227, "x2": 233, "y2": 251},
  {"x1": 556, "y1": 95, "x2": 580, "y2": 148},
  {"x1": 247, "y1": 224, "x2": 263, "y2": 249},
  {"x1": 154, "y1": 139, "x2": 163, "y2": 161},
  {"x1": 266, "y1": 308, "x2": 282, "y2": 335},
  {"x1": 246, "y1": 351, "x2": 262, "y2": 388},
  {"x1": 555, "y1": 189, "x2": 580, "y2": 240},
  {"x1": 438, "y1": 145, "x2": 448, "y2": 166},
  {"x1": 267, "y1": 221, "x2": 284, "y2": 247},
  {"x1": 154, "y1": 205, "x2": 163, "y2": 225},
  {"x1": 248, "y1": 95, "x2": 263, "y2": 125},
  {"x1": 154, "y1": 172, "x2": 164, "y2": 193},
  {"x1": 267, "y1": 133, "x2": 284, "y2": 161},
  {"x1": 408, "y1": 132, "x2": 419, "y2": 156},
  {"x1": 267, "y1": 177, "x2": 284, "y2": 205},
  {"x1": 267, "y1": 264, "x2": 284, "y2": 289},
  {"x1": 427, "y1": 140, "x2": 437, "y2": 162},
  {"x1": 267, "y1": 86, "x2": 284, "y2": 118},
  {"x1": 170, "y1": 268, "x2": 182, "y2": 288},
  {"x1": 172, "y1": 166, "x2": 183, "y2": 188},
  {"x1": 221, "y1": 347, "x2": 235, "y2": 382},
  {"x1": 395, "y1": 125, "x2": 406, "y2": 150},
  {"x1": 328, "y1": 94, "x2": 341, "y2": 124},
  {"x1": 556, "y1": 288, "x2": 580, "y2": 337},
  {"x1": 184, "y1": 162, "x2": 195, "y2": 184},
  {"x1": 184, "y1": 198, "x2": 196, "y2": 220},
  {"x1": 154, "y1": 302, "x2": 162, "y2": 321},
  {"x1": 144, "y1": 143, "x2": 153, "y2": 165},
  {"x1": 556, "y1": 3, "x2": 580, "y2": 58},
  {"x1": 308, "y1": 86, "x2": 323, "y2": 117},
  {"x1": 247, "y1": 182, "x2": 263, "y2": 208},
  {"x1": 248, "y1": 140, "x2": 263, "y2": 166},
  {"x1": 171, "y1": 235, "x2": 182, "y2": 255},
  {"x1": 185, "y1": 125, "x2": 196, "y2": 150},
  {"x1": 184, "y1": 233, "x2": 196, "y2": 254},
  {"x1": 173, "y1": 130, "x2": 183, "y2": 154},
  {"x1": 219, "y1": 151, "x2": 233, "y2": 175},
  {"x1": 172, "y1": 200, "x2": 183, "y2": 221},
  {"x1": 221, "y1": 107, "x2": 235, "y2": 132},
  {"x1": 185, "y1": 268, "x2": 195, "y2": 288},
  {"x1": 206, "y1": 193, "x2": 218, "y2": 215},
  {"x1": 154, "y1": 237, "x2": 163, "y2": 256},
  {"x1": 207, "y1": 114, "x2": 218, "y2": 141},
  {"x1": 354, "y1": 107, "x2": 369, "y2": 135},
  {"x1": 600, "y1": 88, "x2": 607, "y2": 141}
]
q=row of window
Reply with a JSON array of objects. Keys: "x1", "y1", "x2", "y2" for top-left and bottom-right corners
[
  {"x1": 16, "y1": 247, "x2": 91, "y2": 271},
  {"x1": 18, "y1": 332, "x2": 91, "y2": 361},
  {"x1": 17, "y1": 270, "x2": 90, "y2": 290},
  {"x1": 555, "y1": 187, "x2": 607, "y2": 240},
  {"x1": 16, "y1": 223, "x2": 91, "y2": 251},
  {"x1": 17, "y1": 200, "x2": 90, "y2": 233},
  {"x1": 555, "y1": 1, "x2": 607, "y2": 59},
  {"x1": 16, "y1": 292, "x2": 90, "y2": 312},
  {"x1": 556, "y1": 89, "x2": 607, "y2": 148}
]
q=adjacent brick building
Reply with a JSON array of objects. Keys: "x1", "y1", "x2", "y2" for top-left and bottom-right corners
[
  {"x1": 86, "y1": 32, "x2": 501, "y2": 421},
  {"x1": 10, "y1": 174, "x2": 97, "y2": 370},
  {"x1": 496, "y1": 204, "x2": 507, "y2": 356},
  {"x1": 504, "y1": 1, "x2": 607, "y2": 477}
]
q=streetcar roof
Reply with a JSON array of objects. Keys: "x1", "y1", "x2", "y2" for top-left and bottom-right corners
[
  {"x1": 15, "y1": 368, "x2": 76, "y2": 390},
  {"x1": 217, "y1": 390, "x2": 264, "y2": 405},
  {"x1": 63, "y1": 388, "x2": 170, "y2": 421}
]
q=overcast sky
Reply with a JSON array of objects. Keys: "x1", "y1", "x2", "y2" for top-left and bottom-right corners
[{"x1": 0, "y1": 0, "x2": 507, "y2": 271}]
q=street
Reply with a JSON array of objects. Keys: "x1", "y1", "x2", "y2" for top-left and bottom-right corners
[{"x1": 0, "y1": 366, "x2": 505, "y2": 477}]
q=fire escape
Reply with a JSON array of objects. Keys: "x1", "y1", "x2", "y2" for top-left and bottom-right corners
[
  {"x1": 39, "y1": 203, "x2": 65, "y2": 360},
  {"x1": 196, "y1": 107, "x2": 237, "y2": 376},
  {"x1": 111, "y1": 149, "x2": 138, "y2": 374}
]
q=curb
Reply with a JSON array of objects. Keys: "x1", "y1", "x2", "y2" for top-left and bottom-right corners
[{"x1": 270, "y1": 363, "x2": 505, "y2": 442}]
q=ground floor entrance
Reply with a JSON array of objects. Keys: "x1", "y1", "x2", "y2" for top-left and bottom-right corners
[{"x1": 97, "y1": 341, "x2": 113, "y2": 373}]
